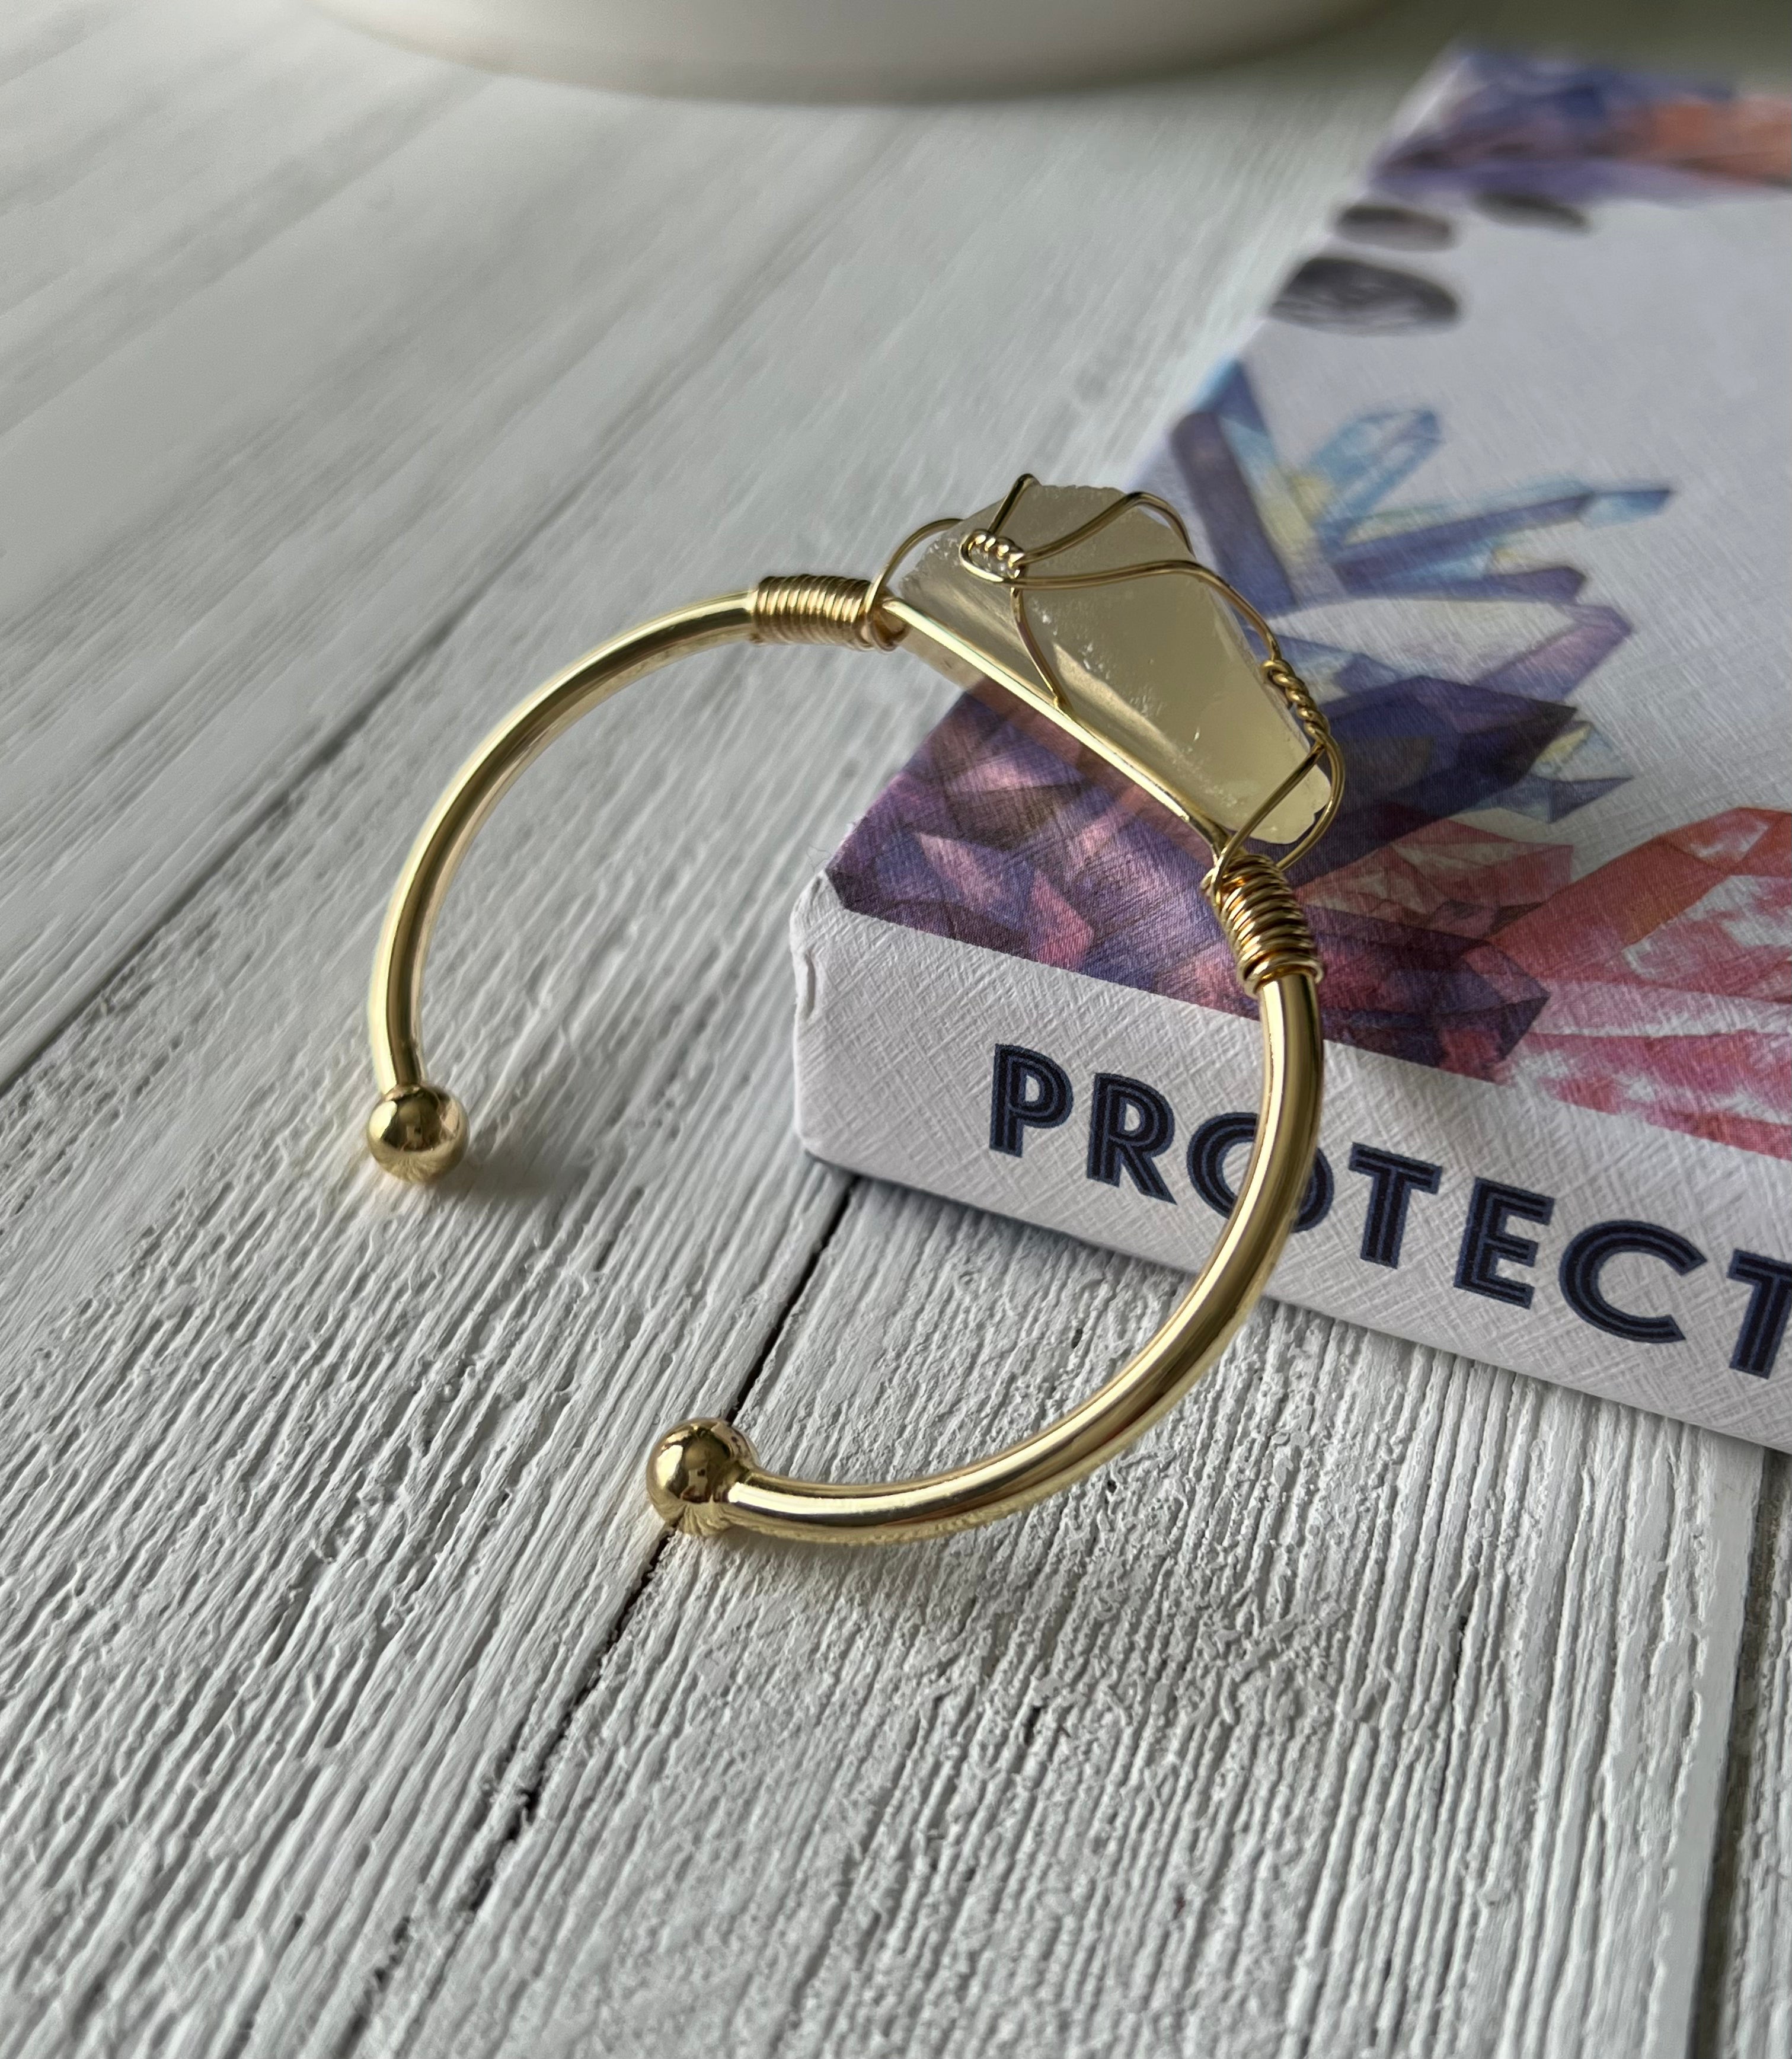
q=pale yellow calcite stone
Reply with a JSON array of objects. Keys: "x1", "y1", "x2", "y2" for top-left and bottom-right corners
[{"x1": 889, "y1": 483, "x2": 1329, "y2": 845}]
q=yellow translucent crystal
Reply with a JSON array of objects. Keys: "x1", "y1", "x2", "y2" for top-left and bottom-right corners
[{"x1": 887, "y1": 483, "x2": 1330, "y2": 846}]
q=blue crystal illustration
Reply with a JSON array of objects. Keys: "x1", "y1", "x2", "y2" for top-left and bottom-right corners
[
  {"x1": 828, "y1": 58, "x2": 1791, "y2": 1158},
  {"x1": 1138, "y1": 359, "x2": 1665, "y2": 866}
]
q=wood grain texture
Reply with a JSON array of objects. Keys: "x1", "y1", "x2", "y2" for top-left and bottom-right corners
[
  {"x1": 0, "y1": 1, "x2": 477, "y2": 433},
  {"x1": 18, "y1": 0, "x2": 1785, "y2": 1100},
  {"x1": 0, "y1": 0, "x2": 892, "y2": 1083},
  {"x1": 1697, "y1": 1454, "x2": 1792, "y2": 2059},
  {"x1": 2, "y1": 0, "x2": 1785, "y2": 2051},
  {"x1": 0, "y1": 46, "x2": 1401, "y2": 2052},
  {"x1": 396, "y1": 1191, "x2": 1757, "y2": 2059}
]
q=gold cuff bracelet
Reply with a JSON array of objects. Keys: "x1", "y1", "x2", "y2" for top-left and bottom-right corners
[{"x1": 365, "y1": 478, "x2": 1343, "y2": 1545}]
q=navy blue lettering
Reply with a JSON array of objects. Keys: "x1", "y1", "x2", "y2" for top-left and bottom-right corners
[
  {"x1": 1087, "y1": 1074, "x2": 1175, "y2": 1200},
  {"x1": 989, "y1": 1045, "x2": 1072, "y2": 1158},
  {"x1": 1455, "y1": 1178, "x2": 1555, "y2": 1308},
  {"x1": 1347, "y1": 1144, "x2": 1442, "y2": 1268},
  {"x1": 1728, "y1": 1250, "x2": 1792, "y2": 1378},
  {"x1": 1186, "y1": 1112, "x2": 1333, "y2": 1231},
  {"x1": 1558, "y1": 1219, "x2": 1705, "y2": 1344}
]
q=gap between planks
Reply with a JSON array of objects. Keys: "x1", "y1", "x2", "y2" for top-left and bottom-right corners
[
  {"x1": 0, "y1": 65, "x2": 1407, "y2": 2051},
  {"x1": 0, "y1": 8, "x2": 1788, "y2": 2051},
  {"x1": 380, "y1": 1187, "x2": 1764, "y2": 2059},
  {"x1": 1692, "y1": 1450, "x2": 1792, "y2": 2059},
  {"x1": 384, "y1": 1175, "x2": 863, "y2": 2041},
  {"x1": 0, "y1": 3, "x2": 904, "y2": 1083}
]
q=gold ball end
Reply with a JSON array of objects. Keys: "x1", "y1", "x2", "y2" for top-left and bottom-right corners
[
  {"x1": 366, "y1": 1083, "x2": 468, "y2": 1182},
  {"x1": 646, "y1": 1419, "x2": 757, "y2": 1536}
]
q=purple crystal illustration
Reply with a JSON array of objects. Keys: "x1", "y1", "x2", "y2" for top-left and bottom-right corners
[
  {"x1": 1161, "y1": 362, "x2": 1656, "y2": 872},
  {"x1": 829, "y1": 359, "x2": 1791, "y2": 1160},
  {"x1": 1372, "y1": 50, "x2": 1792, "y2": 207}
]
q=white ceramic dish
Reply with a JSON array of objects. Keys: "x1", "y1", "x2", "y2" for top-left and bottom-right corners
[{"x1": 315, "y1": 0, "x2": 1372, "y2": 100}]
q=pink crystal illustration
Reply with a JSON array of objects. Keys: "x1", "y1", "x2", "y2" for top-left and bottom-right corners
[
  {"x1": 1373, "y1": 50, "x2": 1792, "y2": 206},
  {"x1": 1490, "y1": 812, "x2": 1791, "y2": 1157},
  {"x1": 828, "y1": 57, "x2": 1791, "y2": 1161}
]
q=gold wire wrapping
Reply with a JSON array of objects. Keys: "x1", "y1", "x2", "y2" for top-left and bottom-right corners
[
  {"x1": 948, "y1": 477, "x2": 1344, "y2": 869},
  {"x1": 1208, "y1": 852, "x2": 1322, "y2": 995},
  {"x1": 750, "y1": 491, "x2": 1337, "y2": 1006},
  {"x1": 749, "y1": 574, "x2": 876, "y2": 646}
]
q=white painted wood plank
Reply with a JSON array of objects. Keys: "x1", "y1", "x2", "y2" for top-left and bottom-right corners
[
  {"x1": 0, "y1": 1, "x2": 192, "y2": 98},
  {"x1": 1696, "y1": 1456, "x2": 1792, "y2": 2059},
  {"x1": 0, "y1": 63, "x2": 1401, "y2": 2054},
  {"x1": 8, "y1": 0, "x2": 1782, "y2": 1128},
  {"x1": 398, "y1": 1189, "x2": 1759, "y2": 2059},
  {"x1": 0, "y1": 0, "x2": 478, "y2": 430},
  {"x1": 0, "y1": 14, "x2": 893, "y2": 1086}
]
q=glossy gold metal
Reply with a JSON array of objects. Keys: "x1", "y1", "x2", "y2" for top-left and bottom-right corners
[
  {"x1": 366, "y1": 479, "x2": 1341, "y2": 1544},
  {"x1": 366, "y1": 594, "x2": 757, "y2": 1180}
]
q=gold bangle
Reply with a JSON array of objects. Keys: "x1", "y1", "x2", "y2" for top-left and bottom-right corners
[{"x1": 365, "y1": 479, "x2": 1342, "y2": 1545}]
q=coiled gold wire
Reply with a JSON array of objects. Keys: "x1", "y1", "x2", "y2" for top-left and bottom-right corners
[
  {"x1": 750, "y1": 574, "x2": 876, "y2": 647},
  {"x1": 1209, "y1": 851, "x2": 1321, "y2": 995},
  {"x1": 1263, "y1": 656, "x2": 1328, "y2": 738}
]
